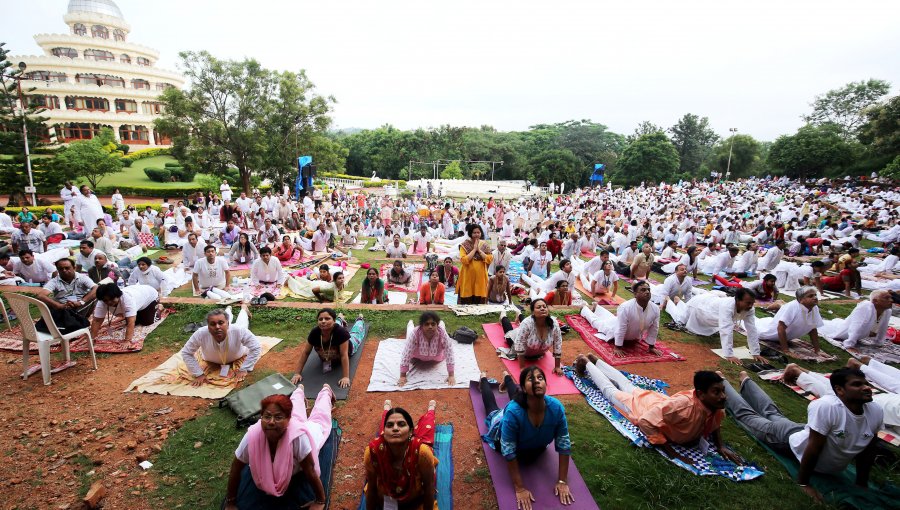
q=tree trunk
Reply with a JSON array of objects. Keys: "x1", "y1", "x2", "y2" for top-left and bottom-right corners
[
  {"x1": 6, "y1": 191, "x2": 28, "y2": 207},
  {"x1": 240, "y1": 166, "x2": 252, "y2": 193}
]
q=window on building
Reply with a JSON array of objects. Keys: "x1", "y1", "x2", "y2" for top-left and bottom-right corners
[
  {"x1": 51, "y1": 47, "x2": 78, "y2": 58},
  {"x1": 120, "y1": 53, "x2": 131, "y2": 64},
  {"x1": 136, "y1": 57, "x2": 150, "y2": 66},
  {"x1": 64, "y1": 96, "x2": 109, "y2": 111},
  {"x1": 131, "y1": 79, "x2": 150, "y2": 90},
  {"x1": 115, "y1": 99, "x2": 138, "y2": 113},
  {"x1": 73, "y1": 23, "x2": 87, "y2": 36},
  {"x1": 84, "y1": 49, "x2": 116, "y2": 62},
  {"x1": 155, "y1": 82, "x2": 174, "y2": 91},
  {"x1": 28, "y1": 95, "x2": 60, "y2": 110},
  {"x1": 91, "y1": 25, "x2": 109, "y2": 39},
  {"x1": 142, "y1": 101, "x2": 164, "y2": 114},
  {"x1": 23, "y1": 71, "x2": 68, "y2": 82},
  {"x1": 61, "y1": 123, "x2": 104, "y2": 141},
  {"x1": 119, "y1": 125, "x2": 150, "y2": 144},
  {"x1": 114, "y1": 29, "x2": 126, "y2": 42},
  {"x1": 76, "y1": 73, "x2": 125, "y2": 87}
]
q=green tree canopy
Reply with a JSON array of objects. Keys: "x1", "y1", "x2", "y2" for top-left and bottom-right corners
[
  {"x1": 155, "y1": 51, "x2": 333, "y2": 193},
  {"x1": 706, "y1": 134, "x2": 763, "y2": 178},
  {"x1": 668, "y1": 113, "x2": 719, "y2": 176},
  {"x1": 768, "y1": 124, "x2": 853, "y2": 179},
  {"x1": 54, "y1": 128, "x2": 123, "y2": 188},
  {"x1": 613, "y1": 132, "x2": 680, "y2": 186},
  {"x1": 803, "y1": 79, "x2": 891, "y2": 139},
  {"x1": 626, "y1": 120, "x2": 665, "y2": 143},
  {"x1": 858, "y1": 95, "x2": 900, "y2": 157},
  {"x1": 440, "y1": 161, "x2": 463, "y2": 179}
]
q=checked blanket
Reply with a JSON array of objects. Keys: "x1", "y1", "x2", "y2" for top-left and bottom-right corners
[{"x1": 564, "y1": 366, "x2": 765, "y2": 482}]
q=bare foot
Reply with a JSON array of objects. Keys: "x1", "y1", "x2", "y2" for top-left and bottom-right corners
[
  {"x1": 738, "y1": 371, "x2": 750, "y2": 384},
  {"x1": 859, "y1": 355, "x2": 872, "y2": 366},
  {"x1": 428, "y1": 400, "x2": 436, "y2": 411},
  {"x1": 846, "y1": 358, "x2": 862, "y2": 370},
  {"x1": 782, "y1": 363, "x2": 803, "y2": 384},
  {"x1": 587, "y1": 353, "x2": 599, "y2": 364},
  {"x1": 322, "y1": 383, "x2": 336, "y2": 404},
  {"x1": 241, "y1": 303, "x2": 252, "y2": 320},
  {"x1": 383, "y1": 399, "x2": 392, "y2": 411},
  {"x1": 573, "y1": 354, "x2": 588, "y2": 377},
  {"x1": 499, "y1": 370, "x2": 510, "y2": 392},
  {"x1": 715, "y1": 370, "x2": 726, "y2": 379}
]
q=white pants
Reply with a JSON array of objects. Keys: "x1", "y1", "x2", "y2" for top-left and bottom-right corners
[
  {"x1": 225, "y1": 306, "x2": 250, "y2": 330},
  {"x1": 796, "y1": 371, "x2": 835, "y2": 398},
  {"x1": 862, "y1": 359, "x2": 900, "y2": 394},
  {"x1": 205, "y1": 287, "x2": 239, "y2": 301},
  {"x1": 580, "y1": 305, "x2": 618, "y2": 340},
  {"x1": 584, "y1": 357, "x2": 636, "y2": 413}
]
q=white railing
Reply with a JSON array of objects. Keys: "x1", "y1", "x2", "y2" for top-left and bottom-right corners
[{"x1": 322, "y1": 177, "x2": 365, "y2": 189}]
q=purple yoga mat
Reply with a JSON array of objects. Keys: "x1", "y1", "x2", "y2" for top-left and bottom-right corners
[{"x1": 468, "y1": 382, "x2": 600, "y2": 510}]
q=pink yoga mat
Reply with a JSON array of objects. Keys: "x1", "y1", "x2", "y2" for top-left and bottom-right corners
[
  {"x1": 468, "y1": 382, "x2": 599, "y2": 510},
  {"x1": 482, "y1": 322, "x2": 579, "y2": 395}
]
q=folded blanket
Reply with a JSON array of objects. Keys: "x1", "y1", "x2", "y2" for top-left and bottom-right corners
[{"x1": 564, "y1": 366, "x2": 765, "y2": 481}]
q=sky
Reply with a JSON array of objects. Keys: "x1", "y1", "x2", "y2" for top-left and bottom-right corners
[{"x1": 5, "y1": 0, "x2": 900, "y2": 141}]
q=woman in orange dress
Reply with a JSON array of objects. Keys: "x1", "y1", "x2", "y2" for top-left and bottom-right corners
[{"x1": 457, "y1": 224, "x2": 492, "y2": 305}]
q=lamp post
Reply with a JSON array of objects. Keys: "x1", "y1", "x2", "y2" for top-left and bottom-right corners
[
  {"x1": 724, "y1": 127, "x2": 737, "y2": 182},
  {"x1": 7, "y1": 61, "x2": 37, "y2": 206}
]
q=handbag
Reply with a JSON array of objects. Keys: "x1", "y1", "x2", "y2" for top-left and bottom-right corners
[{"x1": 452, "y1": 326, "x2": 478, "y2": 344}]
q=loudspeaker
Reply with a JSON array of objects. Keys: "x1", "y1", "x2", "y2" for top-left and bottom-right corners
[{"x1": 301, "y1": 164, "x2": 317, "y2": 178}]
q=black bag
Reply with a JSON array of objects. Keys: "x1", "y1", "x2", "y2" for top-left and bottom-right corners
[
  {"x1": 452, "y1": 326, "x2": 478, "y2": 344},
  {"x1": 220, "y1": 373, "x2": 296, "y2": 427},
  {"x1": 35, "y1": 308, "x2": 90, "y2": 335}
]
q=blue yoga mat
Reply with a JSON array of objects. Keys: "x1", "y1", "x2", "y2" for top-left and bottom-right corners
[{"x1": 358, "y1": 423, "x2": 454, "y2": 510}]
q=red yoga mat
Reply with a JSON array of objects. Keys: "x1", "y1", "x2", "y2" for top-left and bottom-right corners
[
  {"x1": 468, "y1": 382, "x2": 599, "y2": 510},
  {"x1": 564, "y1": 314, "x2": 685, "y2": 367},
  {"x1": 481, "y1": 322, "x2": 579, "y2": 395}
]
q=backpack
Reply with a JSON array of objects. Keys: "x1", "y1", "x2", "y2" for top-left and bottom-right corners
[
  {"x1": 219, "y1": 373, "x2": 296, "y2": 427},
  {"x1": 452, "y1": 326, "x2": 478, "y2": 344}
]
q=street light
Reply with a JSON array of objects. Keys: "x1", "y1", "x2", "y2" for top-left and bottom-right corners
[
  {"x1": 724, "y1": 127, "x2": 737, "y2": 181},
  {"x1": 3, "y1": 61, "x2": 38, "y2": 206}
]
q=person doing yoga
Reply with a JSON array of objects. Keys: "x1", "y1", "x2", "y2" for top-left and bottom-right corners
[
  {"x1": 398, "y1": 311, "x2": 455, "y2": 387},
  {"x1": 477, "y1": 367, "x2": 573, "y2": 510},
  {"x1": 290, "y1": 308, "x2": 367, "y2": 389},
  {"x1": 224, "y1": 384, "x2": 334, "y2": 510},
  {"x1": 500, "y1": 298, "x2": 563, "y2": 375},
  {"x1": 363, "y1": 400, "x2": 438, "y2": 510},
  {"x1": 180, "y1": 306, "x2": 260, "y2": 387},
  {"x1": 579, "y1": 280, "x2": 663, "y2": 358}
]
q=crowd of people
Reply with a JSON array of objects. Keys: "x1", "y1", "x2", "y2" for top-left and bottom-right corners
[{"x1": 2, "y1": 173, "x2": 899, "y2": 508}]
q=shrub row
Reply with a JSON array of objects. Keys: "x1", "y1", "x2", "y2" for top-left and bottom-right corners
[
  {"x1": 144, "y1": 167, "x2": 171, "y2": 182},
  {"x1": 123, "y1": 147, "x2": 172, "y2": 161}
]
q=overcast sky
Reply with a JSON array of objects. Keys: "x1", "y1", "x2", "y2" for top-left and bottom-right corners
[{"x1": 6, "y1": 0, "x2": 900, "y2": 140}]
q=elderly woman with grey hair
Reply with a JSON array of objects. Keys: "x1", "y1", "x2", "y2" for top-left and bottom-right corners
[
  {"x1": 818, "y1": 290, "x2": 894, "y2": 352},
  {"x1": 756, "y1": 286, "x2": 824, "y2": 354}
]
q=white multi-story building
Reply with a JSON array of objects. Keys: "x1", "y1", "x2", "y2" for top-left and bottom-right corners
[{"x1": 11, "y1": 0, "x2": 184, "y2": 147}]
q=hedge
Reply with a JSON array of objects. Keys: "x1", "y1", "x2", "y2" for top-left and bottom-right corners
[
  {"x1": 123, "y1": 147, "x2": 171, "y2": 161},
  {"x1": 93, "y1": 184, "x2": 272, "y2": 199},
  {"x1": 144, "y1": 167, "x2": 171, "y2": 182},
  {"x1": 362, "y1": 179, "x2": 406, "y2": 188},
  {"x1": 319, "y1": 171, "x2": 371, "y2": 181},
  {"x1": 1, "y1": 204, "x2": 165, "y2": 217}
]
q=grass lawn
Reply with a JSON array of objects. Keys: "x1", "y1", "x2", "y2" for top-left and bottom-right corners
[{"x1": 83, "y1": 155, "x2": 212, "y2": 190}]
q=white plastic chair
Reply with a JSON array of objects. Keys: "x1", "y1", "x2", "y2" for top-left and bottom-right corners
[
  {"x1": 4, "y1": 293, "x2": 98, "y2": 385},
  {"x1": 0, "y1": 294, "x2": 11, "y2": 331}
]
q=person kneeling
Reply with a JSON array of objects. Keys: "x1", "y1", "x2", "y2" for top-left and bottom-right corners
[
  {"x1": 224, "y1": 385, "x2": 334, "y2": 510},
  {"x1": 399, "y1": 311, "x2": 455, "y2": 387},
  {"x1": 180, "y1": 306, "x2": 261, "y2": 387},
  {"x1": 91, "y1": 283, "x2": 159, "y2": 349}
]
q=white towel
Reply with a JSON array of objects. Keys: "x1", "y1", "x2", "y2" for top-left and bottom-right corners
[{"x1": 366, "y1": 338, "x2": 481, "y2": 392}]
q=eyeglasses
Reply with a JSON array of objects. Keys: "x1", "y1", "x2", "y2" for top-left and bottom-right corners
[{"x1": 261, "y1": 414, "x2": 287, "y2": 422}]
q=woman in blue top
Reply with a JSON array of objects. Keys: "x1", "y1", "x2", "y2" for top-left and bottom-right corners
[{"x1": 479, "y1": 366, "x2": 574, "y2": 510}]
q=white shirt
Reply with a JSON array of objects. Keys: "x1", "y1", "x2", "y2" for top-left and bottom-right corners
[
  {"x1": 614, "y1": 298, "x2": 660, "y2": 347},
  {"x1": 182, "y1": 242, "x2": 203, "y2": 270},
  {"x1": 659, "y1": 273, "x2": 694, "y2": 301},
  {"x1": 250, "y1": 257, "x2": 286, "y2": 285},
  {"x1": 13, "y1": 257, "x2": 55, "y2": 283},
  {"x1": 128, "y1": 264, "x2": 168, "y2": 292},
  {"x1": 311, "y1": 229, "x2": 330, "y2": 252},
  {"x1": 235, "y1": 197, "x2": 253, "y2": 213},
  {"x1": 193, "y1": 257, "x2": 230, "y2": 289},
  {"x1": 757, "y1": 246, "x2": 783, "y2": 272},
  {"x1": 789, "y1": 396, "x2": 882, "y2": 474},
  {"x1": 38, "y1": 221, "x2": 63, "y2": 237},
  {"x1": 93, "y1": 285, "x2": 158, "y2": 319},
  {"x1": 685, "y1": 294, "x2": 759, "y2": 356},
  {"x1": 591, "y1": 269, "x2": 618, "y2": 290},
  {"x1": 758, "y1": 299, "x2": 824, "y2": 341},
  {"x1": 74, "y1": 193, "x2": 104, "y2": 232},
  {"x1": 830, "y1": 301, "x2": 891, "y2": 348},
  {"x1": 180, "y1": 325, "x2": 261, "y2": 377},
  {"x1": 385, "y1": 243, "x2": 408, "y2": 258},
  {"x1": 75, "y1": 249, "x2": 98, "y2": 271},
  {"x1": 220, "y1": 183, "x2": 232, "y2": 202}
]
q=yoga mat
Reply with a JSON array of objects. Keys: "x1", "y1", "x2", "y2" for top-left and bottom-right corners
[
  {"x1": 822, "y1": 335, "x2": 900, "y2": 365},
  {"x1": 448, "y1": 303, "x2": 518, "y2": 316},
  {"x1": 468, "y1": 382, "x2": 599, "y2": 509},
  {"x1": 564, "y1": 367, "x2": 764, "y2": 481},
  {"x1": 124, "y1": 336, "x2": 283, "y2": 398},
  {"x1": 565, "y1": 314, "x2": 685, "y2": 367},
  {"x1": 381, "y1": 263, "x2": 424, "y2": 292},
  {"x1": 729, "y1": 410, "x2": 900, "y2": 509},
  {"x1": 298, "y1": 335, "x2": 367, "y2": 400},
  {"x1": 366, "y1": 338, "x2": 481, "y2": 392},
  {"x1": 349, "y1": 291, "x2": 407, "y2": 305},
  {"x1": 759, "y1": 338, "x2": 837, "y2": 363},
  {"x1": 711, "y1": 346, "x2": 755, "y2": 360},
  {"x1": 573, "y1": 278, "x2": 625, "y2": 306},
  {"x1": 0, "y1": 310, "x2": 171, "y2": 354},
  {"x1": 481, "y1": 322, "x2": 578, "y2": 395},
  {"x1": 357, "y1": 423, "x2": 454, "y2": 510}
]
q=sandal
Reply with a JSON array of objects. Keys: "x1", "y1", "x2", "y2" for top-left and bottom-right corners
[
  {"x1": 258, "y1": 297, "x2": 268, "y2": 306},
  {"x1": 250, "y1": 297, "x2": 260, "y2": 305}
]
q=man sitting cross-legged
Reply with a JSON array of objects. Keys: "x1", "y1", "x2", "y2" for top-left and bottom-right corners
[
  {"x1": 719, "y1": 368, "x2": 882, "y2": 502},
  {"x1": 179, "y1": 305, "x2": 261, "y2": 388},
  {"x1": 573, "y1": 353, "x2": 742, "y2": 465}
]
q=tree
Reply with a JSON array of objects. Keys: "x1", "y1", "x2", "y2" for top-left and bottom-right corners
[
  {"x1": 613, "y1": 132, "x2": 680, "y2": 186},
  {"x1": 0, "y1": 42, "x2": 64, "y2": 205},
  {"x1": 858, "y1": 95, "x2": 900, "y2": 157},
  {"x1": 626, "y1": 121, "x2": 665, "y2": 143},
  {"x1": 881, "y1": 155, "x2": 900, "y2": 180},
  {"x1": 767, "y1": 124, "x2": 853, "y2": 179},
  {"x1": 440, "y1": 161, "x2": 463, "y2": 179},
  {"x1": 668, "y1": 114, "x2": 719, "y2": 176},
  {"x1": 527, "y1": 149, "x2": 583, "y2": 187},
  {"x1": 803, "y1": 79, "x2": 891, "y2": 139},
  {"x1": 155, "y1": 51, "x2": 333, "y2": 193},
  {"x1": 54, "y1": 128, "x2": 124, "y2": 188},
  {"x1": 706, "y1": 134, "x2": 762, "y2": 178}
]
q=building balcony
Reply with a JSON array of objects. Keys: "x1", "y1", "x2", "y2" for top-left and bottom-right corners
[
  {"x1": 19, "y1": 77, "x2": 178, "y2": 100},
  {"x1": 12, "y1": 54, "x2": 183, "y2": 85},
  {"x1": 40, "y1": 108, "x2": 160, "y2": 124},
  {"x1": 34, "y1": 33, "x2": 158, "y2": 60}
]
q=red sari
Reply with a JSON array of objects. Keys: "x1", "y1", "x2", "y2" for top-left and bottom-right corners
[{"x1": 365, "y1": 409, "x2": 437, "y2": 507}]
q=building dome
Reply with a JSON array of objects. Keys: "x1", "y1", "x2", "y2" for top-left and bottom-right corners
[{"x1": 67, "y1": 0, "x2": 124, "y2": 20}]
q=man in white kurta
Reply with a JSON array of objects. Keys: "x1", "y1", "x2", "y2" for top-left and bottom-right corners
[
  {"x1": 756, "y1": 239, "x2": 785, "y2": 272},
  {"x1": 180, "y1": 306, "x2": 260, "y2": 386},
  {"x1": 580, "y1": 281, "x2": 662, "y2": 358},
  {"x1": 651, "y1": 263, "x2": 693, "y2": 309},
  {"x1": 757, "y1": 287, "x2": 824, "y2": 353},
  {"x1": 683, "y1": 288, "x2": 767, "y2": 366},
  {"x1": 250, "y1": 248, "x2": 286, "y2": 285},
  {"x1": 74, "y1": 186, "x2": 104, "y2": 235},
  {"x1": 60, "y1": 182, "x2": 77, "y2": 227},
  {"x1": 818, "y1": 290, "x2": 893, "y2": 351}
]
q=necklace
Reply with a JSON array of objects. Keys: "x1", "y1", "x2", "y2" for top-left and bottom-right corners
[{"x1": 320, "y1": 328, "x2": 333, "y2": 362}]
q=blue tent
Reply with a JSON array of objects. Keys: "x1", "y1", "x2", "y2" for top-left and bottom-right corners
[{"x1": 590, "y1": 163, "x2": 605, "y2": 183}]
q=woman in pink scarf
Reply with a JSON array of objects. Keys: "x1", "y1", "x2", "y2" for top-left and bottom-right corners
[{"x1": 224, "y1": 384, "x2": 334, "y2": 510}]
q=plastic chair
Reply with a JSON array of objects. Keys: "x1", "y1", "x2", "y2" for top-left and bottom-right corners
[
  {"x1": 0, "y1": 294, "x2": 11, "y2": 332},
  {"x1": 4, "y1": 293, "x2": 97, "y2": 385}
]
